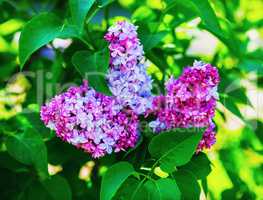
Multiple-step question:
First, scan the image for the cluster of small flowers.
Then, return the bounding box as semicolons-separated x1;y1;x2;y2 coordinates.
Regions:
40;81;139;158
41;21;220;157
104;21;153;114
149;61;220;151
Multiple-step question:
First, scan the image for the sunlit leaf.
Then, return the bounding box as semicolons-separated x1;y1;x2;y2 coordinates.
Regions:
69;0;96;33
100;162;135;200
113;177;146;200
144;178;181;200
19;13;63;69
149;128;205;173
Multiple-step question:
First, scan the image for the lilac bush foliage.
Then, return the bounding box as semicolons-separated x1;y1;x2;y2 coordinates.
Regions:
149;61;220;151
40;80;139;158
104;21;153;114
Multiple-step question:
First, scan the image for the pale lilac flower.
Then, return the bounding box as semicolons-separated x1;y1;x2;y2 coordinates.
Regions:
40;80;139;158
105;21;153;114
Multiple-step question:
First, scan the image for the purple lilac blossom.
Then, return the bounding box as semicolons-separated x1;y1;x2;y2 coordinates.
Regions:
104;21;153;114
149;61;220;152
40;80;139;158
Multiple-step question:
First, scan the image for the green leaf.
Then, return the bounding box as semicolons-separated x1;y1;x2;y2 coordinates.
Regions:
24;176;72;200
144;178;181;200
142;31;167;52
6;128;49;180
113;177;146;200
148;128;205;173
0;152;28;173
26;181;50;200
165;0;242;55
137;24;167;52
69;0;96;33
42;175;72;200
146;49;169;73
180;152;211;180
100;162;135;200
165;0;222;36
218;73;252;106
97;0;115;7
220;94;243;120
19;13;63;69
239;58;263;75
173;169;201;200
189;0;222;35
19;111;51;139
72;49;111;95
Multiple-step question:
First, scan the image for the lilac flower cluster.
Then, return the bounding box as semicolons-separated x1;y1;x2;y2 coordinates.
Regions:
104;21;153;114
149;61;220;152
41;21;220;157
40;81;139;158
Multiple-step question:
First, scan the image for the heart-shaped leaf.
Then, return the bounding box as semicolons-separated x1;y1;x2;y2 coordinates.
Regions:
144;178;181;200
149;128;205;173
42;175;72;200
179;152;211;180
100;162;135;200
6;128;49;180
69;0;96;33
173;169;201;200
19;13;63;69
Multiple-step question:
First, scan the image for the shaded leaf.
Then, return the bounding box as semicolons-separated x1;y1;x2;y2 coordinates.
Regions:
0;152;28;173
173;169;201;200
180;152;211;179
72;49;111;95
6;128;49;180
42;175;72;200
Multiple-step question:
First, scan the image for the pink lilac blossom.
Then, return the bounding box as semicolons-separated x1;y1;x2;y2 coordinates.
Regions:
40;80;139;158
149;61;220;151
104;21;153;114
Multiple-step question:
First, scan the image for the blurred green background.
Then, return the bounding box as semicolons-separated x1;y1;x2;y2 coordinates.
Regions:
0;0;262;199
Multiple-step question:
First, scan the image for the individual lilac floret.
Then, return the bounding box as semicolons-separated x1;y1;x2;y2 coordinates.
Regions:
104;21;153;114
40;80;139;158
149;61;220;151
